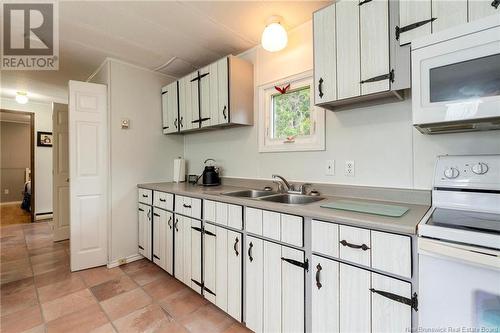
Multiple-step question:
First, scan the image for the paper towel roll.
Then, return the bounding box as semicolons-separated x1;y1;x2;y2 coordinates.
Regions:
173;158;186;183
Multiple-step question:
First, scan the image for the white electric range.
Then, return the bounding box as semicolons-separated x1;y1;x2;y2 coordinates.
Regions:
418;155;500;330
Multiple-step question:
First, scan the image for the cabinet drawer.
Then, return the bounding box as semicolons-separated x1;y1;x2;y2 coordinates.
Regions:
175;195;201;219
281;214;303;247
312;220;339;258
138;188;152;205
204;201;243;230
339;225;371;266
371;231;411;278
153;191;173;210
245;207;263;235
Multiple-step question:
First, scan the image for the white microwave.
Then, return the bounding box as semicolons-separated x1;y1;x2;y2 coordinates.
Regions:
412;15;500;134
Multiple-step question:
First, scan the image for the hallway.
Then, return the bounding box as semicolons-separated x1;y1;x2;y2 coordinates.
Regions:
0;222;249;333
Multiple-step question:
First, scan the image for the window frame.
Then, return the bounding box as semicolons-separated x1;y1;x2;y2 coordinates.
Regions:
258;70;325;153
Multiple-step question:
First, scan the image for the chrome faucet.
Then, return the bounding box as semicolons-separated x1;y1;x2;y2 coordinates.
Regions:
272;175;312;195
272;174;292;192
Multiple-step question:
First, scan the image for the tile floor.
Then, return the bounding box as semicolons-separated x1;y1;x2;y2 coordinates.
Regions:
0;222;251;333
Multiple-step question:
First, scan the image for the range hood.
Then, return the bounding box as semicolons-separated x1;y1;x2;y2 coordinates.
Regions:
414;117;500;134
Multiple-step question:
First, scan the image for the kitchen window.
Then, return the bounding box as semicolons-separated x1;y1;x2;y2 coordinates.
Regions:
259;71;325;152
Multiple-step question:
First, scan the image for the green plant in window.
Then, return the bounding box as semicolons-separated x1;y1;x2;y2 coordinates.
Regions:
272;86;311;139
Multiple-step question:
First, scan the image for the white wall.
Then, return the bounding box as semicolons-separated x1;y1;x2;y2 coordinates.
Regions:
184;21;500;190
90;59;184;263
0;97;54;214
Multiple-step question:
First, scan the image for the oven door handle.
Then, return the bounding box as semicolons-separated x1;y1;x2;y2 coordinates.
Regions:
418;238;500;271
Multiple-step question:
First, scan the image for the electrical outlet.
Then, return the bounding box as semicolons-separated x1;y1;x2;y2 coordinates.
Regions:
325;160;335;176
4;189;9;195
345;160;355;176
118;258;127;265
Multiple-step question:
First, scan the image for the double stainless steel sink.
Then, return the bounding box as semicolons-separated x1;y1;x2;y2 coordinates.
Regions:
221;189;324;205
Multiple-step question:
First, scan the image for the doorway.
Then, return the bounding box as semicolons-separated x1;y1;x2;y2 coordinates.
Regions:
0;109;35;224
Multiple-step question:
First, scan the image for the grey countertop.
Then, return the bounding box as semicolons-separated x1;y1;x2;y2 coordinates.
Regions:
137;182;430;235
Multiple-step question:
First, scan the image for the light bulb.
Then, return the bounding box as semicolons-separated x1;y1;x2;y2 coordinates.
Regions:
16;92;28;104
261;22;288;52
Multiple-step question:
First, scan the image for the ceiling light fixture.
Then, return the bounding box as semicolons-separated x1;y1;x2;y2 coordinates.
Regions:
261;16;288;52
15;92;29;104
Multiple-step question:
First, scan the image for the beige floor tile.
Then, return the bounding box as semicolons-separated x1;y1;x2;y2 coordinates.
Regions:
90;274;137;302
78;266;123;287
33;266;79;288
0;305;43;333
90;322;116;333
41;288;96;322
142;274;186;301
119;259;155;275
158;287;208;320
112;304;172;333
46;304;109;333
1;276;34;297
100;288;152;321
222;322;253;333
0;283;38;316
127;264;169;286
179;303;235;333
37;274;86;303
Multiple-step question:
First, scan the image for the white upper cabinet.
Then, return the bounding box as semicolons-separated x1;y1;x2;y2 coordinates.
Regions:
431;0;467;33
398;0;432;45
178;73;198;132
313;4;337;104
161;81;178;134
216;57;229;125
469;0;500;22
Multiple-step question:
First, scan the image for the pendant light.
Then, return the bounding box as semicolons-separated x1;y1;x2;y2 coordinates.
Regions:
15;92;29;104
261;16;288;52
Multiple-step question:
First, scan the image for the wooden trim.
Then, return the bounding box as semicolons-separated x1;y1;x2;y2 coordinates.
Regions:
0;109;35;222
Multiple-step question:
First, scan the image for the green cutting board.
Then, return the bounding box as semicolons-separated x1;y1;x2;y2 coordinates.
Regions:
320;199;409;217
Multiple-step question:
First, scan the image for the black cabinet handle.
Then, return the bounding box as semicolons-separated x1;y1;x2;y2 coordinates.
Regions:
361;69;394;84
318;78;324;98
492;0;500;9
179;117;184;128
395;18;437;40
174;218;179;232
159;198;166;202
315;263;323;289
138;208;144;212
248;242;253;262
233;237;239;256
142;194;148;198
370;288;419;311
168;216;172;229
222;106;227;120
153;213;160;217
147;210;151;220
183;204;192;208
162;126;168;130
340;239;370;251
174;118;178;129
358;0;372;5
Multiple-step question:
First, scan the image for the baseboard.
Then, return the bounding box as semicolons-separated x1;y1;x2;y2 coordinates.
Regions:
35;213;53;221
107;253;143;269
0;201;22;206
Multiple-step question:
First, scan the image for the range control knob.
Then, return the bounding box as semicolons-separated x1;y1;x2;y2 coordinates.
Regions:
444;167;459;179
471;162;488;175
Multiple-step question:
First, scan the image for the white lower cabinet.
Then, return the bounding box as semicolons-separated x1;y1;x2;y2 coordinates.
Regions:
174;215;202;294
246;237;305;333
138;203;152;260
340;264;371;333
152;208;173;274
312;255;339;333
203;224;242;321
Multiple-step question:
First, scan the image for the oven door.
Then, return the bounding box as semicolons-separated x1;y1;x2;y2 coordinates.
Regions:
412;23;500;126
418;238;500;330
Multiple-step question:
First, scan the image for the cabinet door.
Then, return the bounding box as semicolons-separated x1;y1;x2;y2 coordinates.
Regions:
245;207;263;235
227;230;242;321
216;202;228;226
312;255;339;333
281;246;305;333
165;211;174;275
432;0;467;33
190;218;202;294
178;74;198;131
204;223;217;303
204;200;216;223
340;264;371;333
399;0;431;45
217;57;229;124
161;86;170;134
138;203;151;260
227;204;242;230
281;214;303;247
313;4;337;104
336;0;360;99
174;215;184;280
469;0;499;22
215;226;228;311
360;0;390;95
262;210;280;241
161;82;178;134
200;65;214;128
371;273;412;333
245;236;263;333
152;209;165;268
263;241;282;333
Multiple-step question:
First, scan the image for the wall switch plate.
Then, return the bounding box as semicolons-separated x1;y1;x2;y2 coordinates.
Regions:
345;160;355;177
121;118;130;129
4;189;9;194
326;160;335;176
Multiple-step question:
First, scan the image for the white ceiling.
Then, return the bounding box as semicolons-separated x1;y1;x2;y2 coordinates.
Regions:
0;1;328;104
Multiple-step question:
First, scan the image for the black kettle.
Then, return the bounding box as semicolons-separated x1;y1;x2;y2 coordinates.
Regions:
199;159;220;186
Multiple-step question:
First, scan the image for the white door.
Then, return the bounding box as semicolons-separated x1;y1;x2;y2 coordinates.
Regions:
204;223;217;303
165;211;174;274
399;0;432;45
431;0;467;33
190;218;202;294
312;255;339;333
215;226;228;310
161;82;178;134
52;102;70;241
69;80;108;272
336;0;360;99
469;0;499;22
340;263;371;333
217;57;229;124
174;215;184;280
245;236;263;333
281;246;305;333
360;0;390;95
227;230;242;321
313;4;337;104
263;241;282;333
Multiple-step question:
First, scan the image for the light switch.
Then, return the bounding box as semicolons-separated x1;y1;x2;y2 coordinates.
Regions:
326;160;335;176
121;118;130;129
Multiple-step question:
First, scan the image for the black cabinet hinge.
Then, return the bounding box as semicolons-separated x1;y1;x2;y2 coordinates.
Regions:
161;90;167;95
361;69;394;84
492;0;500;9
153;213;160;217
191;226;203;233
190;72;209;82
358;0;372;5
204;229;216;237
204;286;216;296
191;117;211;124
281;257;309;272
370;289;418;311
396;18;437;40
153;254;160;260
138;245;144;250
191;279;203;288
